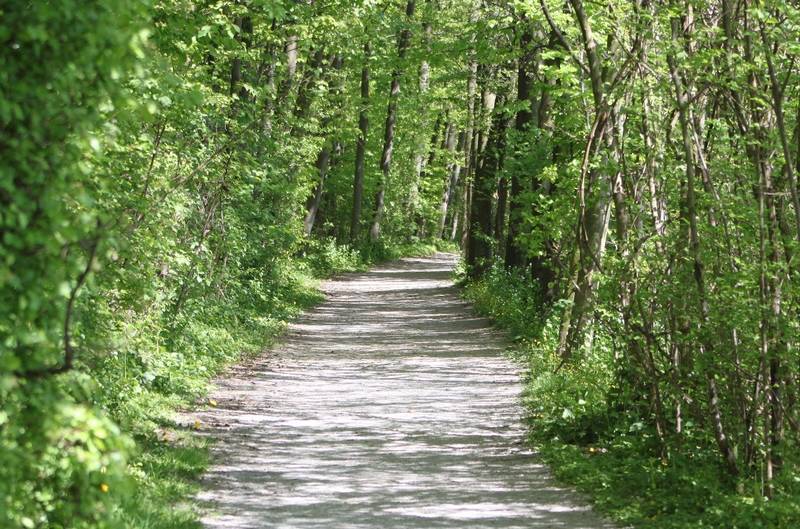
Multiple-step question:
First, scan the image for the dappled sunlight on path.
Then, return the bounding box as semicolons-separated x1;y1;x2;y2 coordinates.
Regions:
193;253;616;529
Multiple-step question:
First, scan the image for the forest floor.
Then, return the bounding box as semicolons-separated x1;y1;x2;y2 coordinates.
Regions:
187;253;617;528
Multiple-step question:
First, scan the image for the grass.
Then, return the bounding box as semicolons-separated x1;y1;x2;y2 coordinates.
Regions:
121;431;209;529
535;437;800;528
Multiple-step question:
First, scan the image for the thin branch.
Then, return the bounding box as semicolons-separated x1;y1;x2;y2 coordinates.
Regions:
16;234;101;380
538;0;590;76
176;118;261;186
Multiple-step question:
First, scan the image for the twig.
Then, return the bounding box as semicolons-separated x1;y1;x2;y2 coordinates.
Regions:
538;0;591;77
16;235;100;380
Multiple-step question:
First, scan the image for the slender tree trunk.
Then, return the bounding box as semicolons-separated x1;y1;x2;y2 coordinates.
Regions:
291;49;324;129
437;126;463;239
530;50;556;298
263;32;299;136
278;34;299;102
370;0;416;241
303;55;344;235
667;10;738;476
408;1;433;228
494;174;508;251
468;95;507;277
493;111;514;252
560;0;614;358
760;24;800;244
350;42;371;242
459;43;479;254
460;175;471;249
505;26;533;269
303;145;331;235
260;18;279;137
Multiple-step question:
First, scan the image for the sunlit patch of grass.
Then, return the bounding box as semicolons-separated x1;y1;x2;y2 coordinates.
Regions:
119;427;209;529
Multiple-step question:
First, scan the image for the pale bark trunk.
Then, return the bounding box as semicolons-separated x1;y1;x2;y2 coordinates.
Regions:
408;2;433;226
437;126;462;239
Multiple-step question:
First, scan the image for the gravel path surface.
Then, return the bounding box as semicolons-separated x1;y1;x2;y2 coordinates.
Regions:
192;253;617;528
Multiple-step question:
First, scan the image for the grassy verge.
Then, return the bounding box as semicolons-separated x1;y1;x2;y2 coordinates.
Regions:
460;263;800;529
120;238;447;528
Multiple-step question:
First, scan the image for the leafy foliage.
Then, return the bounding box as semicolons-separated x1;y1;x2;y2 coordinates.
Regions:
1;0;453;526
4;0;800;526
465;266;800;527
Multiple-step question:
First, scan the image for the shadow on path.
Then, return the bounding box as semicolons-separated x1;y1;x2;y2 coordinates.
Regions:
192;253;617;529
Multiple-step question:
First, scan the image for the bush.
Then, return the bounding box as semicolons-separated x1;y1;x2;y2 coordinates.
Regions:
463;261;800;528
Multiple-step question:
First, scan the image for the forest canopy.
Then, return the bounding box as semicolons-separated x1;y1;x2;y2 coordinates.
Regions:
2;0;800;527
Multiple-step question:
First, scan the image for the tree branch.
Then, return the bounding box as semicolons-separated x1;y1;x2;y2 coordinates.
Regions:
16;234;100;380
538;0;590;76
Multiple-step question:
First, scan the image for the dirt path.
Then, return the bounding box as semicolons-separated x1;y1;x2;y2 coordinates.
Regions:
192;253;616;528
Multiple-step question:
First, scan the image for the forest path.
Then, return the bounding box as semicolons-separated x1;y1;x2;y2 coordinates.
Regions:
193;253;616;529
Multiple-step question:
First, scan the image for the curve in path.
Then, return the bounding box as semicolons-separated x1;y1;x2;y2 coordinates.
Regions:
192;253;616;529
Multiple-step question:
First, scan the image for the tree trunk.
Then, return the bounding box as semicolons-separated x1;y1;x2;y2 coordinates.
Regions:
560;0;617;358
667;10;738;476
529;47;556;298
370;0;416;241
408;1;434;228
303;145;331;235
350;42;371;242
437;125;462;239
505;27;533;269
303;55;344;235
468;95;507;277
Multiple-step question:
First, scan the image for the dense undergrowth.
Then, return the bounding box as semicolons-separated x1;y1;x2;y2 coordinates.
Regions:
462;263;800;529
6;237;441;529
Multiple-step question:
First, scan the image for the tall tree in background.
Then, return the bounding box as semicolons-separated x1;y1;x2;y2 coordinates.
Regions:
505;23;534;270
370;0;416;241
351;42;371;241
